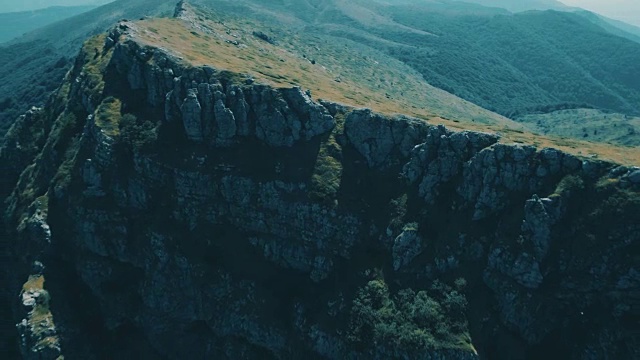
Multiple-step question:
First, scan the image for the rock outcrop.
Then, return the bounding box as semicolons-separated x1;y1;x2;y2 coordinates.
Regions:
1;19;639;360
110;35;335;148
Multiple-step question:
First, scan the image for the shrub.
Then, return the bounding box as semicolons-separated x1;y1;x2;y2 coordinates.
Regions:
554;174;585;195
348;279;471;353
119;113;157;152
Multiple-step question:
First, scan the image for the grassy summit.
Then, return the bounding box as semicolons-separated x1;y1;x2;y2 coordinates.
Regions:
118;11;640;165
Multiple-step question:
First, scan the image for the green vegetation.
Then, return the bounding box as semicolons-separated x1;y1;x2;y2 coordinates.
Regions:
20;275;60;353
348;279;472;353
95;96;121;137
309;117;344;204
380;7;640;117
0;42;69;136
50;111;82;192
119;113;157;151
0;6;97;43
553;174;585;196
0;0;175;139
81;34;111;101
518;108;640;147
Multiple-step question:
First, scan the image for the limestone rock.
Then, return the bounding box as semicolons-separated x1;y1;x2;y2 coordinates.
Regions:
627;169;640;184
459;145;583;220
521;195;559;259
281;86;335;140
344;109;430;168
488;248;543;289
392;225;423;271
403;125;499;203
181;88;203;141
227;85;250;136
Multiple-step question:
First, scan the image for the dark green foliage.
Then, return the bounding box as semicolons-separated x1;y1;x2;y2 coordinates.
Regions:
348;279;471;352
119;113;157;152
0;6;97;44
554;174;585;196
377;8;640;117
0;42;69;137
0;0;176;139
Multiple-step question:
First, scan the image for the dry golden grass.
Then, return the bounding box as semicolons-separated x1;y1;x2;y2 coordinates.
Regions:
22;274;45;292
128;18;640;166
95;97;122;137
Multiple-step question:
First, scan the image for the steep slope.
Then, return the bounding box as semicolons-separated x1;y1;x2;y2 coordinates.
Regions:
2;6;639;359
0;6;97;43
573;10;640;44
0;0;175;138
381;6;640;116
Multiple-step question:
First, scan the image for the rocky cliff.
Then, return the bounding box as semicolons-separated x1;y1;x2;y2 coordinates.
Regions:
1;18;639;360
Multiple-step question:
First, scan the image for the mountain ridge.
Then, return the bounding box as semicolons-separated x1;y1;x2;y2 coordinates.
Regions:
2;0;640;147
1;5;639;357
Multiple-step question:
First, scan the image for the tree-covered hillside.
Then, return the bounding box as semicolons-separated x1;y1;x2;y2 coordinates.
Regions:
193;0;640;118
376;6;640;116
0;6;97;43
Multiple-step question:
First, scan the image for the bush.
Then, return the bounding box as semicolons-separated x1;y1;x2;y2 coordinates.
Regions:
119;114;157;152
348;279;471;353
554;174;585;196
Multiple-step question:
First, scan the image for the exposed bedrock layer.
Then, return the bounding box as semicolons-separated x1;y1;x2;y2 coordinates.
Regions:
1;24;638;360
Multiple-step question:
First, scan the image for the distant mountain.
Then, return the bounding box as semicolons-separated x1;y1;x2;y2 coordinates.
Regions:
458;1;640;44
453;0;570;12
574;10;640;44
0;0;113;13
376;6;640;116
0;6;97;43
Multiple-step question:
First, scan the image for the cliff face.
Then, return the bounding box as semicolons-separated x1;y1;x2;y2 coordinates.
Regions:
2;21;639;360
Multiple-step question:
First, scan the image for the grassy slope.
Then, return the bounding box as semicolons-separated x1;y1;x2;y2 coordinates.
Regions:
518;109;640;147
0;6;96;43
132;14;640;166
1;0;639;156
197;0;640;118
141;6;513;127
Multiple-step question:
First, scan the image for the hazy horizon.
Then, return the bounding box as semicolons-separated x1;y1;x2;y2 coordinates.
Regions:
0;0;113;13
561;0;640;26
0;0;638;27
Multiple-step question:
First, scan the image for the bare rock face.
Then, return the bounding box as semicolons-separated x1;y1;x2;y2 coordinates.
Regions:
111;39;336;148
403;125;500;204
521;195;560;260
459;145;582;220
344;109;431;168
2;21;639;360
488;248;543;289
392;225;423;271
180;88;203;141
